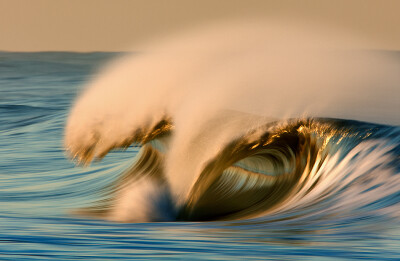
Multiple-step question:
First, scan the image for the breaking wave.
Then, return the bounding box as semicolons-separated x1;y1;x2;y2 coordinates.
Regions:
64;20;400;224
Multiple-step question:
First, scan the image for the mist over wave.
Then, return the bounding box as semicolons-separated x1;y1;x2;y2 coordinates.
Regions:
64;20;400;223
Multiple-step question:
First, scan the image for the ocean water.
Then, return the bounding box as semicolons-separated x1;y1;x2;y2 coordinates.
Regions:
1;51;400;261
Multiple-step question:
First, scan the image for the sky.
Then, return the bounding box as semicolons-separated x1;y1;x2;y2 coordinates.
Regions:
1;0;400;52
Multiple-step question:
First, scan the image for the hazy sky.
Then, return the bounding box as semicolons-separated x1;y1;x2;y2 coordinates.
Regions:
1;0;400;51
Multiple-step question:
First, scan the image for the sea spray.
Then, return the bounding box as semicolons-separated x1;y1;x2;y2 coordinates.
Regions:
65;20;400;222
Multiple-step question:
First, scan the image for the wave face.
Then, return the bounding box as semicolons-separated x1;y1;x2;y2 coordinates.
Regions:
72;116;400;224
65;21;400;224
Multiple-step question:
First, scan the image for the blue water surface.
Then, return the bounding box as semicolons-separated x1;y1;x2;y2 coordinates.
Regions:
0;52;399;260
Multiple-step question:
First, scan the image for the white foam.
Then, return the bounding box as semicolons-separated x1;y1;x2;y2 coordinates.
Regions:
65;19;400;211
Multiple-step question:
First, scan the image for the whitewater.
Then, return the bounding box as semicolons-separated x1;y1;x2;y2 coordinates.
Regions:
65;20;400;223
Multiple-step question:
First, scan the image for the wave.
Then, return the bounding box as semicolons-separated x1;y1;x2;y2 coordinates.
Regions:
70;116;400;223
64;20;400;223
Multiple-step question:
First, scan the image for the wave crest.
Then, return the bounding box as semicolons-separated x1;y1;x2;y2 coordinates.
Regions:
65;20;400;223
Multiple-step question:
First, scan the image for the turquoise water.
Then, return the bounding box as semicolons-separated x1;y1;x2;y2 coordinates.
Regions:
1;52;400;260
